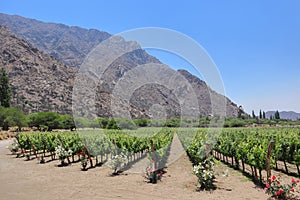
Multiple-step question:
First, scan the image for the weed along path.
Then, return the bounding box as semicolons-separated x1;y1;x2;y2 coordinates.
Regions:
0;139;270;200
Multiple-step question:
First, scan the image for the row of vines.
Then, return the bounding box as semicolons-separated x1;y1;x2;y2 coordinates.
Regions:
178;128;300;182
9;128;174;175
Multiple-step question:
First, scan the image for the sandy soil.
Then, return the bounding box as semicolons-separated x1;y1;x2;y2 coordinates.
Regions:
0;139;274;200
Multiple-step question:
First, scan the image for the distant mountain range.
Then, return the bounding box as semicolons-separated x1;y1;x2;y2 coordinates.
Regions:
266;111;300;121
0;13;240;118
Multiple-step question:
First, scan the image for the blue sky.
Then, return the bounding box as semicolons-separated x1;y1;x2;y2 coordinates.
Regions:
1;0;300;114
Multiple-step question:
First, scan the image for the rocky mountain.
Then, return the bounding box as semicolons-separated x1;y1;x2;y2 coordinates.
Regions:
177;69;239;117
0;13;240;118
266;111;300;121
0;25;76;113
0;13;111;68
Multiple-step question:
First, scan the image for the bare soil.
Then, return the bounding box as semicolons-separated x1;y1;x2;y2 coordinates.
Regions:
0;139;276;200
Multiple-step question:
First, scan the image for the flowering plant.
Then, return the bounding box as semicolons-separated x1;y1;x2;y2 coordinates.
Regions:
107;153;127;174
193;158;215;190
78;147;89;170
145;160;163;184
7;139;19;154
37;154;45;164
264;175;299;199
55;145;72;165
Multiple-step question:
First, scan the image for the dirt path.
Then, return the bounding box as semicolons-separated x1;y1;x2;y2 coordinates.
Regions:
0;139;271;200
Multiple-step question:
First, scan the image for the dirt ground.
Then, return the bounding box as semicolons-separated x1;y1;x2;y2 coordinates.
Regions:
0;139;277;200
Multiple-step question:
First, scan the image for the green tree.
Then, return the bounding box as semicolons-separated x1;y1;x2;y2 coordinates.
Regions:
60;114;76;131
98;117;110;129
238;106;244;119
106;118;119;129
164;118;181;127
262;111;266;119
274;110;280;120
0;68;11;107
0;107;27;131
252;110;256;118
133;118;150;127
259;110;262;119
28;112;60;131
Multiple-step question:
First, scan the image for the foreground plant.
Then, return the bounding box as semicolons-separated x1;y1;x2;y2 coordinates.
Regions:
264;175;299;199
7;139;19;154
193;158;215;190
107;153;127;175
78;147;89;170
37;154;45;164
145;160;163;184
55;145;72;166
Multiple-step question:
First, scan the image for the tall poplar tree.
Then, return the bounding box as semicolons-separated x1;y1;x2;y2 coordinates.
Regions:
0;68;11;107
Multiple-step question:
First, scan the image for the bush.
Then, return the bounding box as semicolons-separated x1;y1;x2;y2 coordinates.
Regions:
98;117;110;129
164;118;181;127
134;118;150;127
106;118;119;129
27;112;60;131
59;114;76;130
224;118;247;127
0;106;27;131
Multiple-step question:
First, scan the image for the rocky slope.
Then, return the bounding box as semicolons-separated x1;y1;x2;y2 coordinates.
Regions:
0;13;240;118
0;13;111;68
0;25;76;113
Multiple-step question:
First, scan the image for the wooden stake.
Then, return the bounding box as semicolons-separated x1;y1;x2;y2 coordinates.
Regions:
266;140;275;180
205;142;210;160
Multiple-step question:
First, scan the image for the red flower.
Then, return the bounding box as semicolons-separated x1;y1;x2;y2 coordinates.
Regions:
292;178;296;183
78;152;85;157
291;187;295;192
297;179;300;183
32;145;35;149
266;183;270;188
272;175;277;181
82;147;87;151
277;181;280;184
276;189;283;196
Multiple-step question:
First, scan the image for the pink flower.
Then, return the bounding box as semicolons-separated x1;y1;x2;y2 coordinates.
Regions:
272;175;277;181
291;187;295;192
266;183;270;188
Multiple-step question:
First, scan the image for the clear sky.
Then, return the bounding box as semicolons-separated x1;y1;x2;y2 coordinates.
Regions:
1;0;300;114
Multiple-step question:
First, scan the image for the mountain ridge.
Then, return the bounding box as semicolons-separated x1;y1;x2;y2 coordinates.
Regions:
0;13;240;118
266;111;300;121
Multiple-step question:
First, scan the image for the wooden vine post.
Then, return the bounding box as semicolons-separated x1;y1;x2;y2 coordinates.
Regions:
15;134;24;156
83;138;93;168
150;140;156;170
266;140;275;181
205;142;211;161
